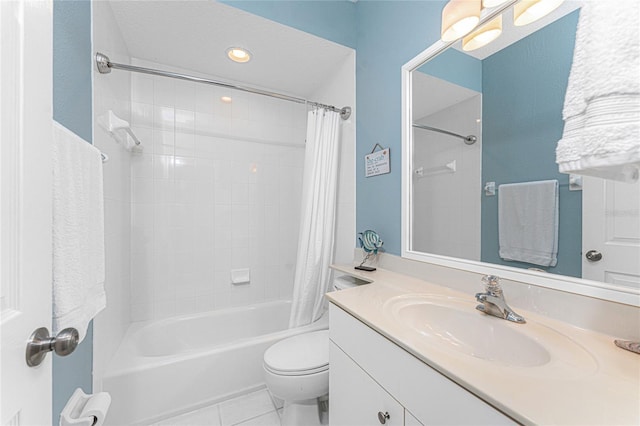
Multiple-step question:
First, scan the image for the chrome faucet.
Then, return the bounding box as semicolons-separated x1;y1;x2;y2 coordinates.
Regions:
475;275;525;324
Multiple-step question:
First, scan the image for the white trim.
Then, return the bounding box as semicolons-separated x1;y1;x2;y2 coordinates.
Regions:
401;0;640;308
402;250;640;307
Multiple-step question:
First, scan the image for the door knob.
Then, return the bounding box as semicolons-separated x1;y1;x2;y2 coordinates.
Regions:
25;327;79;367
377;411;390;424
585;250;603;262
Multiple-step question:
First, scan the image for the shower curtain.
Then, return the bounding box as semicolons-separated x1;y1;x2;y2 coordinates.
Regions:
289;108;341;327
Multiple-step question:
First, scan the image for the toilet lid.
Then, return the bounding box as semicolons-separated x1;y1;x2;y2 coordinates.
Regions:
264;330;329;376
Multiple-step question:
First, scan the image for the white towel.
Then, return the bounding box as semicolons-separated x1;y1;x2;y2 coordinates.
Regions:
498;180;559;267
556;1;640;182
52;121;106;342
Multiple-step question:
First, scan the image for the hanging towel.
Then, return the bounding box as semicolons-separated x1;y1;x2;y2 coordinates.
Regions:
556;1;640;182
52;121;106;342
498;180;559;267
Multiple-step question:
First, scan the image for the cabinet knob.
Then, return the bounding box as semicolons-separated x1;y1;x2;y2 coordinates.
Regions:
377;411;390;424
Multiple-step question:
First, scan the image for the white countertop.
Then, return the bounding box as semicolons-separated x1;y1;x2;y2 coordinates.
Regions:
326;264;640;425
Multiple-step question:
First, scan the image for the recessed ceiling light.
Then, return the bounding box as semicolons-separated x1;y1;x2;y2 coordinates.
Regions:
226;47;251;63
221;96;233;103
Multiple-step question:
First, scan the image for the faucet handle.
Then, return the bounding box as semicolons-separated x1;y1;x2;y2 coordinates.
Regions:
481;275;502;294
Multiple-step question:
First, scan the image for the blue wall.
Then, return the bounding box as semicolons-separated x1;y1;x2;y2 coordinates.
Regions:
418;49;482;93
53;0;93;141
52;0;93;423
221;0;357;49
481;11;581;277
219;1;447;255
354;1;446;255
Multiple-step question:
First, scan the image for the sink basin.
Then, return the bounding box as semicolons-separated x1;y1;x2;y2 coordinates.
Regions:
384;295;550;367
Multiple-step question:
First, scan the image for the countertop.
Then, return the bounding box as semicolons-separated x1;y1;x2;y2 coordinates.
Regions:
326;264;640;425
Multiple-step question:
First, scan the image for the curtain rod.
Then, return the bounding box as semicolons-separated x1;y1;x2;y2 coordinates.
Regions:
412;123;477;145
96;53;351;120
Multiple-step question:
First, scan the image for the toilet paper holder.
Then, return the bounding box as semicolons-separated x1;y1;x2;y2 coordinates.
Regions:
60;388;111;426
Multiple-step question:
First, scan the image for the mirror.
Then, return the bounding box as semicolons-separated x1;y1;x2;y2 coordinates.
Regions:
402;1;640;305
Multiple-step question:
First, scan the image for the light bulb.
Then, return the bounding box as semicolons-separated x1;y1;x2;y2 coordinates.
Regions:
462;15;503;51
514;0;564;26
441;0;482;42
226;47;252;63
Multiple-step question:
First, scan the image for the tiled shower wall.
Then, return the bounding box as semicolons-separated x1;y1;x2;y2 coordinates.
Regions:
92;2;132;389
413;94;482;261
129;59;307;321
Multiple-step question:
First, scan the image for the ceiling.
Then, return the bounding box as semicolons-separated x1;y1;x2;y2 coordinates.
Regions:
107;1;353;98
413;72;480;121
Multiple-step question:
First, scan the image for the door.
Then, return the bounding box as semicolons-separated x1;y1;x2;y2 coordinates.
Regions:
330;342;404;426
1;0;53;424
582;176;640;294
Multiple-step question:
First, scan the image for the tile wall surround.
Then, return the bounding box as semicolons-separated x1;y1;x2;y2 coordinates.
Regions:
129;58;308;322
413;95;482;261
92;2;132;391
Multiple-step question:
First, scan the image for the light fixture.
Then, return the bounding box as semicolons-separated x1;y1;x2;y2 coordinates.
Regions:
226;47;251;63
441;0;482;42
482;0;510;7
462;15;503;51
514;0;564;26
220;96;233;103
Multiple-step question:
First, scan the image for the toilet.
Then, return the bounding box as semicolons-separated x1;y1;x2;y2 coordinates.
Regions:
264;330;329;425
263;275;360;426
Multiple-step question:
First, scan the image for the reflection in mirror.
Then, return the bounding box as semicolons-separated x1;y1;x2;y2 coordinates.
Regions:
412;71;482;262
404;1;640;304
412;6;581;276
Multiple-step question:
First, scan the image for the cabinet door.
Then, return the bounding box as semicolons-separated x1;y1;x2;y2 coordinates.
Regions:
405;410;424;426
330;342;403;426
330;304;516;425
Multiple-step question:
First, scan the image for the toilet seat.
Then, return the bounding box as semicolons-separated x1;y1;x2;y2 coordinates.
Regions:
263;330;329;376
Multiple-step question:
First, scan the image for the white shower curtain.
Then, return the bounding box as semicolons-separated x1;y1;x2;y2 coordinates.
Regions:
289;108;341;328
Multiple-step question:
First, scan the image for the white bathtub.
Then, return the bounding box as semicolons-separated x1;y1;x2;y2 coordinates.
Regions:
103;300;328;425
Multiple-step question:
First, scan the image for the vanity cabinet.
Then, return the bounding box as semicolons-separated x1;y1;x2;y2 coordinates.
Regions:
330;342;407;426
329;304;516;426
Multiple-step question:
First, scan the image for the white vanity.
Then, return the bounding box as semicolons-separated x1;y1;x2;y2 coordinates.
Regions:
329;303;513;425
327;264;640;426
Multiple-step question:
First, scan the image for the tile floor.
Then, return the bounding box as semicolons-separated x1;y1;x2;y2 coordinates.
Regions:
153;389;282;426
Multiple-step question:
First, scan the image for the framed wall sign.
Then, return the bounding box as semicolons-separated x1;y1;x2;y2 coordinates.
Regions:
365;143;390;177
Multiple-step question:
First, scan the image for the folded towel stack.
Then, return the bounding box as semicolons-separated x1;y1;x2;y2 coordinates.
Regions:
556;1;640;182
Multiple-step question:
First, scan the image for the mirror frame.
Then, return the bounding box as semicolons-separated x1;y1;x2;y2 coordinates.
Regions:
401;0;639;307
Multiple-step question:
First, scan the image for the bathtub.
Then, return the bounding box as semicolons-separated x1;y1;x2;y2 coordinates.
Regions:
103;300;328;425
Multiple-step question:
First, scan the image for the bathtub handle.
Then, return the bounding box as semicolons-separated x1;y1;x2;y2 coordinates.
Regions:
25;327;79;367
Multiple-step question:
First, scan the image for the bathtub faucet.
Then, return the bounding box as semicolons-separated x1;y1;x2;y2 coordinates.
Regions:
475;275;525;324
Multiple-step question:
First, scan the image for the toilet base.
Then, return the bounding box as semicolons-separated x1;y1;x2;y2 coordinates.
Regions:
281;397;328;426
